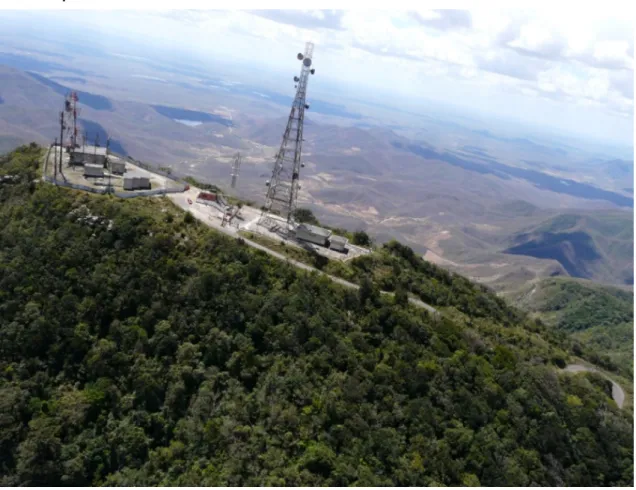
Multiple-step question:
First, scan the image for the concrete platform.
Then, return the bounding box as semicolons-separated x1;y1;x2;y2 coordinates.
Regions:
46;146;179;192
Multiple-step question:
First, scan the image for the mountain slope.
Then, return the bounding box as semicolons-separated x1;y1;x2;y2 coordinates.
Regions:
503;212;633;285
0;145;632;487
510;277;634;377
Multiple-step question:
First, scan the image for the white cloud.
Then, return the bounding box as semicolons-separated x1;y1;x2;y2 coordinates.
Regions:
507;22;567;59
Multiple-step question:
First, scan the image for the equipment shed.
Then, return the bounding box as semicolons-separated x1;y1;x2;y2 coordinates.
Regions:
329;235;348;253
84;163;104;178
110;161;126;174
295;223;332;247
71;146;108;166
123;176;150;190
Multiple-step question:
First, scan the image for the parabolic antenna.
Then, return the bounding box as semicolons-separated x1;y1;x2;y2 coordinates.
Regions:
297;53;304;60
303;58;312;67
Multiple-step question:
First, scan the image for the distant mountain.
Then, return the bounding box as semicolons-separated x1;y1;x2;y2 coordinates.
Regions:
505;230;601;279
503;212;633;285
393;141;633;208
471;129;568;157
599;158;634;181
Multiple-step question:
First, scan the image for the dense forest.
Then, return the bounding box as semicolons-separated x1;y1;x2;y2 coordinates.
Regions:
0;145;633;486
514;277;634;378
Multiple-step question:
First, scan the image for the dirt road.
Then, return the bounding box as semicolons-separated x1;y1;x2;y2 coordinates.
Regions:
564;364;626;409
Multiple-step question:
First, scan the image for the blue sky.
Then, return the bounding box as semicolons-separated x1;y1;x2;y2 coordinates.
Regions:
2;9;634;147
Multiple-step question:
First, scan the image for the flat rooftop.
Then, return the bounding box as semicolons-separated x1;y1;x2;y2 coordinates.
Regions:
73;146;108;156
330;235;348;245
296;223;332;238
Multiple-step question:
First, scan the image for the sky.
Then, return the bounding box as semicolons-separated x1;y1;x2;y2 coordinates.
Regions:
1;8;634;147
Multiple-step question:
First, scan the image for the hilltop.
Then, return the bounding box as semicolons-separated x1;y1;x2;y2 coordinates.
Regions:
0;65;632;295
0;144;632;486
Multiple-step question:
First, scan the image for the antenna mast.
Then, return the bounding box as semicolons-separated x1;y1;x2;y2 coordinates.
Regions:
231;152;241;189
260;41;316;229
63;91;79;150
106;137;112;193
58;111;65;177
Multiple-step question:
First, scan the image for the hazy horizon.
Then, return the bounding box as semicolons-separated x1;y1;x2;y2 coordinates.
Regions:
0;8;633;152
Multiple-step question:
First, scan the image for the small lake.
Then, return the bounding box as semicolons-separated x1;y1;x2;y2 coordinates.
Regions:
174;119;203;127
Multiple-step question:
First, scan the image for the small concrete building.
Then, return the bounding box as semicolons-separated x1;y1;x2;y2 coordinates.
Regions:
71;146;108;166
84;163;104;178
110;161;126;174
295;223;332;247
123;176;150;190
329;235;348;253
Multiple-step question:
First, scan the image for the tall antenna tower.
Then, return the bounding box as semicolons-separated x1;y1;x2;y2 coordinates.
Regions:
260;42;316;228
231;152;241;189
63;91;79;150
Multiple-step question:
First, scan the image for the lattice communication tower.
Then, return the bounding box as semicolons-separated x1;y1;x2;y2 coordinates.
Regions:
63;91;80;151
260;42;316;228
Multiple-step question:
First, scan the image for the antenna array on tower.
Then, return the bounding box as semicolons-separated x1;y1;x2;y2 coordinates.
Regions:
63;91;80;150
260;41;316;229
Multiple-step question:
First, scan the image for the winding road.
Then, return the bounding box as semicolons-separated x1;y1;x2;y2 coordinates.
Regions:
564;364;626;409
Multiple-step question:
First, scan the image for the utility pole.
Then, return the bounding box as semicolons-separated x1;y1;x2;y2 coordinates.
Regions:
259;42;316;230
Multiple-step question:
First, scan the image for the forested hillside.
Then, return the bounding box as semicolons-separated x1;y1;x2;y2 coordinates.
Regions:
511;277;634;378
0;145;633;486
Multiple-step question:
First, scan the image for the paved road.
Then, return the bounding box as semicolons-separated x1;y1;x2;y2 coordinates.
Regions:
564;364;626;409
168;190;440;317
